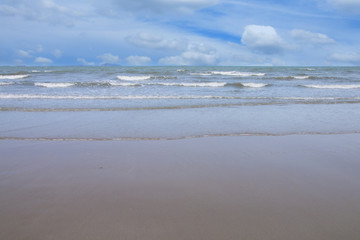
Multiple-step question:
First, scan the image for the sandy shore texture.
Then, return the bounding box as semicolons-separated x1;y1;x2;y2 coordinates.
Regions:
1;134;360;240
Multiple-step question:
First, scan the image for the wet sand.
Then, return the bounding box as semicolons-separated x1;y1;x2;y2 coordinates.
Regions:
1;134;360;240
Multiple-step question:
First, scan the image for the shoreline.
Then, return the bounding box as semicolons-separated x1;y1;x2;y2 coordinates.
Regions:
1;134;360;240
1;131;360;141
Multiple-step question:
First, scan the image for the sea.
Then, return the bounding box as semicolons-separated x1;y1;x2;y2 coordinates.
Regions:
1;66;360;140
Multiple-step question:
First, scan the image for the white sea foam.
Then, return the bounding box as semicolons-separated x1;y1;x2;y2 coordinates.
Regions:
277;97;343;100
107;81;141;87
241;83;268;88
303;84;360;89
35;82;75;88
117;75;151;81
0;74;29;80
293;76;309;79
154;82;226;87
0;94;235;100
211;71;266;77
0;82;14;86
1;94;359;101
305;68;315;71
31;70;41;73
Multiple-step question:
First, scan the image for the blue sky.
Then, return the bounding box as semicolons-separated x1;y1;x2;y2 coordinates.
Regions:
1;0;360;66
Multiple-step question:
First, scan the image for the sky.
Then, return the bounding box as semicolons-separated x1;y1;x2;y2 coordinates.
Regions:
1;0;360;66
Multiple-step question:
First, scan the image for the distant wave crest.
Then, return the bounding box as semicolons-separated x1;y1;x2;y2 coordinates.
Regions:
0;94;232;100
302;84;360;89
211;71;266;77
191;71;265;77
154;82;226;87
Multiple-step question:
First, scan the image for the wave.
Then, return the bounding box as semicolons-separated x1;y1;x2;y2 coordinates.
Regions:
31;70;53;73
229;83;269;88
210;71;266;77
0;74;29;80
0;94;236;100
302;84;360;89
273;76;311;80
117;75;151;81
34;83;75;88
3;94;353;101
191;71;265;77
33;81;142;88
0;82;14;86
241;83;268;88
153;82;226;87
293;76;309;79
106;81;141;87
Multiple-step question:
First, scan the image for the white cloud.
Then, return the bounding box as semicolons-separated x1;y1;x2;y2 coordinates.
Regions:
330;52;360;64
52;49;62;58
0;0;85;26
159;43;218;65
35;57;53;64
77;58;95;66
159;52;218;65
327;0;360;14
290;29;335;44
241;25;285;54
97;53;120;64
16;49;33;58
126;33;186;50
126;56;152;65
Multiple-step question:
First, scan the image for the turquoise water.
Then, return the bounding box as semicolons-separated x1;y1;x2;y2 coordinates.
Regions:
1;66;360;139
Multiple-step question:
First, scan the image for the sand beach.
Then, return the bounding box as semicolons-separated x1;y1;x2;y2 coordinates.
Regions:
1;134;360;240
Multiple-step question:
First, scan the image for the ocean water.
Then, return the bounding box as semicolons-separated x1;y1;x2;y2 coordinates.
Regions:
1;66;360;140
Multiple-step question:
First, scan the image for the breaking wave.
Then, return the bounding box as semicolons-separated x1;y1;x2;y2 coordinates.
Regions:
106;81;141;87
0;74;29;80
293;76;309;79
0;82;14;86
229;83;269;88
34;83;75;88
117;75;152;81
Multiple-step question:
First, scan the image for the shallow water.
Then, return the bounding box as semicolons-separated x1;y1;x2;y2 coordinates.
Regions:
1;66;360;139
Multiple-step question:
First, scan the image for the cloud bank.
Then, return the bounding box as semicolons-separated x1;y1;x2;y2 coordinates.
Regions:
241;25;285;54
1;0;359;66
